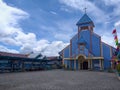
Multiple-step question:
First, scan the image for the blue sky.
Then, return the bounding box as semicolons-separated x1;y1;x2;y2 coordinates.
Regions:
0;0;120;56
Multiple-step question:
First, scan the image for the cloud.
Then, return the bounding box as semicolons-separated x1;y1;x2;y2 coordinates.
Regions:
102;0;120;16
34;40;69;56
19;36;69;56
101;0;120;26
114;21;120;27
102;0;120;6
0;0;39;54
60;5;73;13
59;0;120;47
54;33;71;41
101;33;115;46
39;18;77;41
0;0;69;56
20;39;69;56
0;0;29;46
0;45;19;53
54;20;76;41
43;41;68;56
50;11;57;15
59;0;108;23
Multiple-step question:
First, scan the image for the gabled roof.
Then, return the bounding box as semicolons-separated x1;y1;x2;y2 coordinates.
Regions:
76;14;94;26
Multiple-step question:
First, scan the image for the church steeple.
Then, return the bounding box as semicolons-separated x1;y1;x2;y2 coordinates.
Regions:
76;13;94;32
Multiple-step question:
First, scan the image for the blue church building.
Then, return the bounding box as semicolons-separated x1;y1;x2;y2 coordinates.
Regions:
59;13;116;70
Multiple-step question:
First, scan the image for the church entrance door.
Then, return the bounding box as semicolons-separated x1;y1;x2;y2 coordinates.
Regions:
78;55;88;70
83;61;88;70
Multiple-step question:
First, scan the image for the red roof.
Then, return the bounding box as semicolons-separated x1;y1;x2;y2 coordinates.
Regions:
0;51;27;58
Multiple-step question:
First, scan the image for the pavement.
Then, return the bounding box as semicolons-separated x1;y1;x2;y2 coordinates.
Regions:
0;70;120;90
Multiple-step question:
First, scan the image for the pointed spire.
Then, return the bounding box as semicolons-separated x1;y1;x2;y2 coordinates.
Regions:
76;13;94;29
76;14;94;26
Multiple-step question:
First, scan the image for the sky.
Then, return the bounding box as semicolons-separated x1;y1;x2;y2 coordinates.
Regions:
0;0;120;56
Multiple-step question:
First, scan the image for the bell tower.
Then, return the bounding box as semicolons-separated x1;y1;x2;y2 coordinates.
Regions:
76;12;94;55
76;13;95;32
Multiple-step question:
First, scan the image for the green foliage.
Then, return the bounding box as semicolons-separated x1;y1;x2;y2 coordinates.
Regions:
117;54;120;59
116;63;120;73
62;64;66;69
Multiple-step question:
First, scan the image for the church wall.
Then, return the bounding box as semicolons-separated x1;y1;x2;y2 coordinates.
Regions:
67;60;70;69
59;13;117;71
64;60;74;70
71;34;78;57
102;43;111;69
71;60;74;70
76;60;78;70
92;33;101;56
63;45;70;58
63;45;70;68
84;48;89;57
63;60;71;69
79;30;90;50
64;60;68;68
92;60;100;70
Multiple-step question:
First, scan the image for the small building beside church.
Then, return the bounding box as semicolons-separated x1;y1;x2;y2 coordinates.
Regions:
59;13;116;70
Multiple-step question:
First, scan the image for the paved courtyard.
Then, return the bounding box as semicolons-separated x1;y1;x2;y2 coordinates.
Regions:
0;70;120;90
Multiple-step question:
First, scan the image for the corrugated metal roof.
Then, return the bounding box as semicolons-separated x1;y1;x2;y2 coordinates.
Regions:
28;53;43;59
0;51;27;58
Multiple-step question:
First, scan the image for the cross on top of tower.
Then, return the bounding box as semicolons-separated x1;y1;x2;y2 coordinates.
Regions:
84;7;87;14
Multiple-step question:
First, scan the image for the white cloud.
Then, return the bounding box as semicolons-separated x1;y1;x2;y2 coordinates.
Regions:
101;0;120;43
102;0;120;6
0;0;68;56
28;40;69;57
114;21;120;27
38;41;69;56
101;33;115;46
59;0;107;23
40;18;77;41
0;45;19;53
102;0;120;16
32;40;69;56
54;33;71;41
19;38;69;56
50;11;57;15
59;0;120;47
100;29;120;48
53;19;77;41
0;0;29;46
60;6;72;13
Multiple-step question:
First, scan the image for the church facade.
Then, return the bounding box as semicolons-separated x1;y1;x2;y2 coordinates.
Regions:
59;13;116;70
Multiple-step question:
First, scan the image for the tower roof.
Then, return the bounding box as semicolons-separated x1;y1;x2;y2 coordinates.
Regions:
76;14;94;27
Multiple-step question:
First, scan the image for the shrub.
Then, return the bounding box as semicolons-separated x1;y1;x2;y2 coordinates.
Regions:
116;63;120;73
62;64;66;69
107;67;114;73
